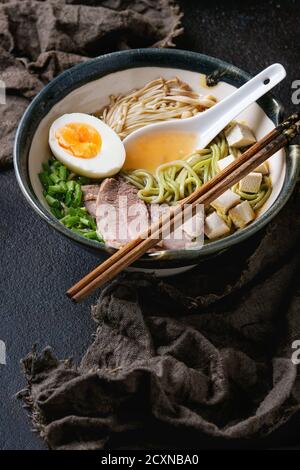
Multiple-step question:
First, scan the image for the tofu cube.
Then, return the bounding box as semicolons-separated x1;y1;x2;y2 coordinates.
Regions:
229;201;255;228
254;161;269;174
225;123;256;148
239;172;262;193
183;212;204;239
217;154;235;172
204;212;230;239
211;190;240;214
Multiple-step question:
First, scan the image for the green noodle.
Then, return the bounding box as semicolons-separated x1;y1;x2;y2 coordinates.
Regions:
122;134;229;204
121;131;273;231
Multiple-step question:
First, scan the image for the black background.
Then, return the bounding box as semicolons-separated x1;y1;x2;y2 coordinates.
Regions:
0;0;299;450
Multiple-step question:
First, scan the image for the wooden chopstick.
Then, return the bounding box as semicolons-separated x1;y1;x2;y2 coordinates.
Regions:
67;114;300;302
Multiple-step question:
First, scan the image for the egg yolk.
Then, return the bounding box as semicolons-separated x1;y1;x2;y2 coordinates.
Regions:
55;122;102;159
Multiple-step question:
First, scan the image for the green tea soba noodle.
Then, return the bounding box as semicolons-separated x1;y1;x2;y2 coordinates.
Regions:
122;133;272;208
122;134;228;204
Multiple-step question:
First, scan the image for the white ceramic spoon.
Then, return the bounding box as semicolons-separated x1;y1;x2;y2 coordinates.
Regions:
123;64;286;151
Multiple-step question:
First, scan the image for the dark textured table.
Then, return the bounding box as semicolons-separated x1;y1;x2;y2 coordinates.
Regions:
1;0;299;450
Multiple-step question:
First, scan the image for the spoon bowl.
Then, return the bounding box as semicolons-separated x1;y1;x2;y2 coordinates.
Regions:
124;64;286;155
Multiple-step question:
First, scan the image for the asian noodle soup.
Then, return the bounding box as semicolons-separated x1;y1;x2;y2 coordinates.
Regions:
40;76;272;247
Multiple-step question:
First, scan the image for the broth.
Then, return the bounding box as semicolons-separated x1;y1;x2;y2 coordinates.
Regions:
124;132;198;173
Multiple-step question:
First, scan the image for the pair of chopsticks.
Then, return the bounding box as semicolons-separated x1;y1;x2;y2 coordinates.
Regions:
67;112;300;302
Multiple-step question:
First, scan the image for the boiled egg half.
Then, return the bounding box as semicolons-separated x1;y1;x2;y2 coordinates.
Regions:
49;113;125;178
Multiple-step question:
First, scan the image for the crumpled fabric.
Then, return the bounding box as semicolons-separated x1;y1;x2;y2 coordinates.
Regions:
0;0;183;169
18;185;300;450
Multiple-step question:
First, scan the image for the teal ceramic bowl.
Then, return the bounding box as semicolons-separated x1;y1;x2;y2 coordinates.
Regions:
14;49;300;272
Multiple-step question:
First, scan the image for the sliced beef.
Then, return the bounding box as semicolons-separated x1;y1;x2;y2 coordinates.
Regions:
96;178;149;248
95;177;203;250
81;185;100;218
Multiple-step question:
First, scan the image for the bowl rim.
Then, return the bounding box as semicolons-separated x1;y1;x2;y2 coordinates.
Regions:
13;48;300;268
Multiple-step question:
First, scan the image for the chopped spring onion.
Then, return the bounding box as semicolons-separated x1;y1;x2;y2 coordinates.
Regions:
39;157;103;242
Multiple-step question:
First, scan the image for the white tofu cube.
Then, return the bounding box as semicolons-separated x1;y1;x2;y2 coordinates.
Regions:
204;212;230;239
211;190;240;214
217;154;235;172
239;172;262;193
225;123;256;148
183;212;204;239
229;201;255;228
254;161;269;174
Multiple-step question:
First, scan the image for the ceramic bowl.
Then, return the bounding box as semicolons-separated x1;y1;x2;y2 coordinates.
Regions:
14;49;300;273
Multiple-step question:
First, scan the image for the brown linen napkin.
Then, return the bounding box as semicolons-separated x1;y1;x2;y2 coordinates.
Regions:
0;0;183;169
18;185;300;450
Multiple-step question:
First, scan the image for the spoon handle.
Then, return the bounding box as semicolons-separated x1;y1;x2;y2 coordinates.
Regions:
199;63;286;145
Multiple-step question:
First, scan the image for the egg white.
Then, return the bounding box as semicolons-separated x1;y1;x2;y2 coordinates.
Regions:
48;113;125;178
